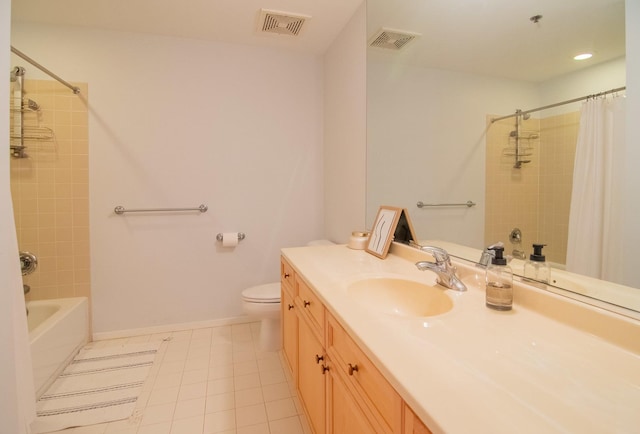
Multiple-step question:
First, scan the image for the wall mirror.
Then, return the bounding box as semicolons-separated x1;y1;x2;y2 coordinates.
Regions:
365;0;639;313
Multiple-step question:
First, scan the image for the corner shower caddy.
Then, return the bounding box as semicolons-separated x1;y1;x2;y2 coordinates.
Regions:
10;67;54;158
9;47;80;159
501;110;539;169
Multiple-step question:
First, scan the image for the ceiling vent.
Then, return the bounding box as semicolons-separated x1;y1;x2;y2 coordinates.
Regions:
369;28;421;50
258;9;310;37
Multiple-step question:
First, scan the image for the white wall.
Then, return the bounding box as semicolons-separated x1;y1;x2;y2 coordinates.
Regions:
323;2;367;243
622;0;640;288
537;57;626;116
366;63;539;248
11;23;325;333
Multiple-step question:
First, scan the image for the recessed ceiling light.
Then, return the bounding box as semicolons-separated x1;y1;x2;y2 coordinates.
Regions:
574;53;593;61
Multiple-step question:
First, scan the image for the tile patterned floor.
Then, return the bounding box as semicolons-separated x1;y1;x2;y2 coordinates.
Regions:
44;323;310;434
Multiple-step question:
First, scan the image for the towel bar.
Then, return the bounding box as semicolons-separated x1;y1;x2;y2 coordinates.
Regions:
416;201;476;208
114;204;208;215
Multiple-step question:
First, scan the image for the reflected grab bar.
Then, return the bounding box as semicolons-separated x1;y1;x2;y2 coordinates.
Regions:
417;201;476;208
114;204;208;215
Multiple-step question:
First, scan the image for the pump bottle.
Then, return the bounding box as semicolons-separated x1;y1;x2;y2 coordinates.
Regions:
524;243;550;283
485;246;513;311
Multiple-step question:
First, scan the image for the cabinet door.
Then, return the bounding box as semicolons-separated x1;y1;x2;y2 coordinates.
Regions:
281;289;297;379
326;314;402;433
298;316;326;434
404;404;432;434
281;257;295;295
327;364;376;434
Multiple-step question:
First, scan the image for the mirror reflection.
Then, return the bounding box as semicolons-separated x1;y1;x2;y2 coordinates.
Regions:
366;0;639;312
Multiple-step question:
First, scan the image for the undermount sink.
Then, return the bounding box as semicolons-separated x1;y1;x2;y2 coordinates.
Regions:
348;278;454;317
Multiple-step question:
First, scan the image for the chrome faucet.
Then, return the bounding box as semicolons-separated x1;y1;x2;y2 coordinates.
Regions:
415;246;467;292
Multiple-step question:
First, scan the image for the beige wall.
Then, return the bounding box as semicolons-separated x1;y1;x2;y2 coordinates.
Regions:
10;79;90;302
485;112;579;264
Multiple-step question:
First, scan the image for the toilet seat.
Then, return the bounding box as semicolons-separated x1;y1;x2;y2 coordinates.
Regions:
242;283;281;303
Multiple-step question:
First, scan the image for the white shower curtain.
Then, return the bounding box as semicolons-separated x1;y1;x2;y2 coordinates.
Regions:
566;96;626;281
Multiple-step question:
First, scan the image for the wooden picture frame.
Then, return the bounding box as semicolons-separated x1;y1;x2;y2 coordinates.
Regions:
366;206;418;259
366;206;402;259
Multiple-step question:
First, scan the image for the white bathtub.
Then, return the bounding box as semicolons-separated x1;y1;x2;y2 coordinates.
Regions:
27;297;89;399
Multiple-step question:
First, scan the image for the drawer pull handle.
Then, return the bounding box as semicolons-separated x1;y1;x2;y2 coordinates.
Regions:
321;365;329;374
303;300;311;307
315;354;324;364
348;363;359;375
287;304;294;310
284;273;290;279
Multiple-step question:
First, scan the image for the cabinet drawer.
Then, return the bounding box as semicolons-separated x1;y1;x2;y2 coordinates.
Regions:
327;314;402;434
297;276;324;337
281;257;295;297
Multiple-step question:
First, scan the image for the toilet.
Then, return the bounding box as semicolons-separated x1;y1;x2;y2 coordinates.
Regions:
241;239;334;351
241;283;282;351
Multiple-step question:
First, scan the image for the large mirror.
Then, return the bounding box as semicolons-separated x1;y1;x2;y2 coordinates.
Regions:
366;0;639;313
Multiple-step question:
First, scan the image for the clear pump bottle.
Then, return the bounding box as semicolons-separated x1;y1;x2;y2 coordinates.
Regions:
485;246;513;311
524;243;550;283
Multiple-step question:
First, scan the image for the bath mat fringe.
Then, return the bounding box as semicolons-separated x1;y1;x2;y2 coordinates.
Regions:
31;342;161;434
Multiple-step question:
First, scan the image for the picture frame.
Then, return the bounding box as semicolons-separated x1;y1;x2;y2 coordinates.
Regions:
366;206;402;259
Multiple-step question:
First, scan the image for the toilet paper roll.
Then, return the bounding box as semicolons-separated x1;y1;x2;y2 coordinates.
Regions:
222;232;239;247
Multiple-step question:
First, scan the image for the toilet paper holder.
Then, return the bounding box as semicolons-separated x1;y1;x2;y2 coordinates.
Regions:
216;232;246;242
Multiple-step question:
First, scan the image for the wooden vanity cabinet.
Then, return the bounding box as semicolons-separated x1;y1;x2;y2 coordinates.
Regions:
280;256;432;434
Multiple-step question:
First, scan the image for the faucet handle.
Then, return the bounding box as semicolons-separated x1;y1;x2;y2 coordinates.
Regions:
420;246;450;264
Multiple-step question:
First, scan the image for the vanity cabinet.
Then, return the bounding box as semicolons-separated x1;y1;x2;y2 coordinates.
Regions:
280;256;431;434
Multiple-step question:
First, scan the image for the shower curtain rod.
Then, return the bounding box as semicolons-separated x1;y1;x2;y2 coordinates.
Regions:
491;86;626;123
10;46;81;94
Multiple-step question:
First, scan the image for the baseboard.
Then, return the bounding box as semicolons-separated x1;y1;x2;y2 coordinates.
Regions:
92;315;255;341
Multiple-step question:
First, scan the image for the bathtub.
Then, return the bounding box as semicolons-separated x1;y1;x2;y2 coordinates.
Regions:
27;297;89;399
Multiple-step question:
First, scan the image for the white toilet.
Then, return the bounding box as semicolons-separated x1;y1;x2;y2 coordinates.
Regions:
241;240;334;351
241;283;282;351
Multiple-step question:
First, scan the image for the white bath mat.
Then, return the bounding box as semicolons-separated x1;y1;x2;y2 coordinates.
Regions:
31;342;161;433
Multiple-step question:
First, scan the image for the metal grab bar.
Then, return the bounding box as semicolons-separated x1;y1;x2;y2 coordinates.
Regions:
114;204;208;215
417;201;476;208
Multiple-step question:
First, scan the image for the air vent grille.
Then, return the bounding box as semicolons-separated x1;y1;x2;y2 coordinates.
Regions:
369;28;420;50
259;9;310;37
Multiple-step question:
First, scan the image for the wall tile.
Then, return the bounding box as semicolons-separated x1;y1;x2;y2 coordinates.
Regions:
9;79;91;300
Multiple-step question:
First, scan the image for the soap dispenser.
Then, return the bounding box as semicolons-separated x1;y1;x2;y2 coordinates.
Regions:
485;246;513;311
524;243;550;283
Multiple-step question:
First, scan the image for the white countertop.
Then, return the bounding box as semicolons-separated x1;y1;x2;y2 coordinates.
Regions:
282;244;640;434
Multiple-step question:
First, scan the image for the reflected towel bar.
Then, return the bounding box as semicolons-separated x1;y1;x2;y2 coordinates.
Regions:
417;201;476;208
114;204;208;215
